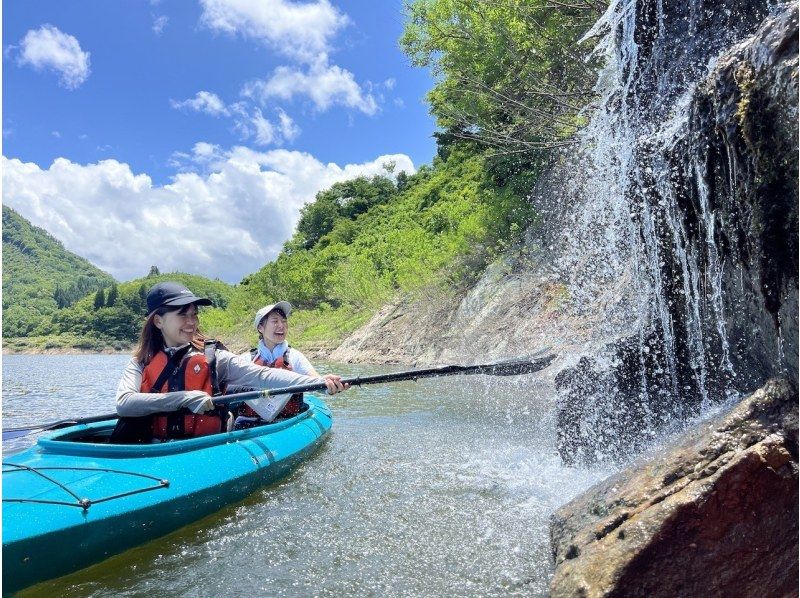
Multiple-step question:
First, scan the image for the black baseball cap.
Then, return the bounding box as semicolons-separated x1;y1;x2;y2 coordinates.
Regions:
146;281;212;314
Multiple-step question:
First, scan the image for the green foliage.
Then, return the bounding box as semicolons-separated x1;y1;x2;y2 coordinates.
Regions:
401;0;603;159
295;174;400;250
3;212;238;347
46;273;237;345
106;283;119;307
295;193;340;249
2;206;115;337
93;288;106;310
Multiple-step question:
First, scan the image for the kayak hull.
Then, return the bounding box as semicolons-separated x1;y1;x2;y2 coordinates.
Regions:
2;395;332;594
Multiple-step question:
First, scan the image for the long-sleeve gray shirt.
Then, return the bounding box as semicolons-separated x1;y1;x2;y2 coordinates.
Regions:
116;349;321;417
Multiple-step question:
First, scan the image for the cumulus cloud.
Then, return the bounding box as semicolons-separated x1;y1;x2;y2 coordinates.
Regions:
193;1;381;126
16;25;91;89
199;0;348;63
2;150;415;282
170;91;229;116
243;60;378;115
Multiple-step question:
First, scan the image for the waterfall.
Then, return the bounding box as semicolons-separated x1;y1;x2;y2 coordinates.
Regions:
555;0;792;463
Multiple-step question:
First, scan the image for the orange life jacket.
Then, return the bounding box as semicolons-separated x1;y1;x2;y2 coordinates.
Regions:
143;345;226;439
239;347;304;419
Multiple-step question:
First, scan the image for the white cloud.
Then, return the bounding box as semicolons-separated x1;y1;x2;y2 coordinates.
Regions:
171;91;229;117
250;109;276;145
51;131;61;138
171;94;300;146
192;141;223;162
199;0;348;63
276;109;300;142
243;60;378;115
2;150;415;282
153;15;169;35
228;105;300;146
17;25;91;89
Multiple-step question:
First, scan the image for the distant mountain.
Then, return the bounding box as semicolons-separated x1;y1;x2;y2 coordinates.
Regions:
2;205;115;337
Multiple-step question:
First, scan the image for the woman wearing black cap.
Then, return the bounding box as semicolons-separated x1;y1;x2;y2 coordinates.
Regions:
111;281;347;443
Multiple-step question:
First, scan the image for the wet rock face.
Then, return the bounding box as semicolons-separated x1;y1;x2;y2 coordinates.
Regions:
685;4;799;385
550;378;799;598
555;2;798;464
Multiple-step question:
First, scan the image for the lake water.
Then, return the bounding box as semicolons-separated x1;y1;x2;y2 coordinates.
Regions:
3;354;610;597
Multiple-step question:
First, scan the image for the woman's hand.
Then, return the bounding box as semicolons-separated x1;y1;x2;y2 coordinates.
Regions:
321;374;350;395
185;390;215;413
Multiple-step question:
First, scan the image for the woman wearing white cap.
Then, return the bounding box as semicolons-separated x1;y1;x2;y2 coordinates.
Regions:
112;282;346;443
235;301;333;427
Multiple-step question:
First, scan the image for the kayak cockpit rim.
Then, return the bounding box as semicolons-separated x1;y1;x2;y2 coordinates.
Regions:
32;395;332;458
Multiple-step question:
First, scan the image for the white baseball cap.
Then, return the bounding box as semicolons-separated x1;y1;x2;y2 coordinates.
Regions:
253;301;293;329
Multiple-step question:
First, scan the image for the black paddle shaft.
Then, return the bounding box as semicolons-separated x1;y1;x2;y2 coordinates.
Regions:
3;354;554;437
212;353;556;406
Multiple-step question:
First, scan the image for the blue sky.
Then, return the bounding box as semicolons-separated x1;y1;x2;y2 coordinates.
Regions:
2;0;438;282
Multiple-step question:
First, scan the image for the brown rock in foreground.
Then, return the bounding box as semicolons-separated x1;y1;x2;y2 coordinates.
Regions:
550;378;799;598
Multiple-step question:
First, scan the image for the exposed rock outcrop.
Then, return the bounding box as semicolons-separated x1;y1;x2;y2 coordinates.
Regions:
549;378;798;598
328;156;602;368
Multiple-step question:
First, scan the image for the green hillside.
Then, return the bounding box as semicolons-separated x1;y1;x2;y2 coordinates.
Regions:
3;206;115;337
202;148;535;351
2;207;237;352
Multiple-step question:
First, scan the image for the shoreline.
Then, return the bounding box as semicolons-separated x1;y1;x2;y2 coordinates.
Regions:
2;346;133;356
2;344;416;365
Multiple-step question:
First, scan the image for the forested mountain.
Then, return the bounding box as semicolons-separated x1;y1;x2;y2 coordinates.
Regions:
3;206;115;337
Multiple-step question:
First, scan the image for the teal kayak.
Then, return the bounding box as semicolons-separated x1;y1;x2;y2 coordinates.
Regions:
2;395;332;594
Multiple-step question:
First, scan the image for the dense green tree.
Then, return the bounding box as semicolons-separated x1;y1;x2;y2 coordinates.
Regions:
53;285;69;309
93;288;106;310
295;194;341;250
106;283;119;307
137;284;148;310
401;0;603;158
336;176;397;220
295;175;398;250
148;265;160;277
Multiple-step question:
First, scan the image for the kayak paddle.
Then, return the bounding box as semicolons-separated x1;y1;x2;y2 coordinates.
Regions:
2;353;554;440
